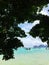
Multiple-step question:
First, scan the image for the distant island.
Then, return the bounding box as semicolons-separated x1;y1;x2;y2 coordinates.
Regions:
24;44;47;50
33;45;47;48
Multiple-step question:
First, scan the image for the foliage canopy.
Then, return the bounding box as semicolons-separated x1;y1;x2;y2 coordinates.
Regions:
0;0;49;60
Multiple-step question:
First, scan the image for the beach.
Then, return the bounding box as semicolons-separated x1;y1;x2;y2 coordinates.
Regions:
0;48;49;65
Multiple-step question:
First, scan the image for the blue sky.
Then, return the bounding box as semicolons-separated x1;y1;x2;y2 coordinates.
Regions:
18;4;49;48
18;20;39;32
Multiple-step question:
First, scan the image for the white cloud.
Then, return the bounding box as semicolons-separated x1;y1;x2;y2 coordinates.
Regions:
18;20;47;48
18;34;47;48
39;4;49;16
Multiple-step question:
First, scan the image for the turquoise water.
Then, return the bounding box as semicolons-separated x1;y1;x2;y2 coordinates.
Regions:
0;47;49;60
14;47;49;55
0;47;49;65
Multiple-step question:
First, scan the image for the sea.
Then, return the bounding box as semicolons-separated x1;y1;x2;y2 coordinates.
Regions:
14;47;49;55
0;47;49;65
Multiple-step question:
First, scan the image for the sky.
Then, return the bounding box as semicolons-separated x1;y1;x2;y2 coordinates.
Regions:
18;4;49;48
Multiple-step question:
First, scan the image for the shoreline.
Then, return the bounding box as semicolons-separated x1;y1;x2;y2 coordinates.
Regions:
0;48;49;65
